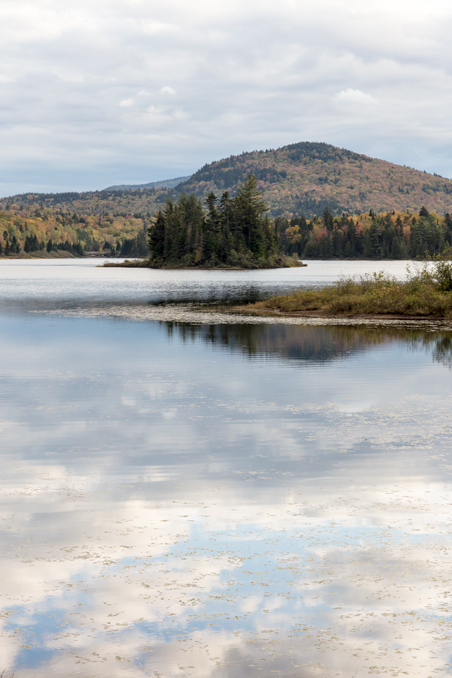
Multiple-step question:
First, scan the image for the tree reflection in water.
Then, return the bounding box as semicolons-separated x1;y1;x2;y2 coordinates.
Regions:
165;321;452;367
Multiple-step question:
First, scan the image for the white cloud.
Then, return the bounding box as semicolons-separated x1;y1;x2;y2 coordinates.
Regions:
334;88;379;106
1;0;452;193
160;85;176;96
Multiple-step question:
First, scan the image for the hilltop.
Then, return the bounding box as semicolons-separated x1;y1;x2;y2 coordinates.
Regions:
2;142;452;218
176;142;452;216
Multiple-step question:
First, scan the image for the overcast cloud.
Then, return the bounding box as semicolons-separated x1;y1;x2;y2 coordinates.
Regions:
1;0;452;195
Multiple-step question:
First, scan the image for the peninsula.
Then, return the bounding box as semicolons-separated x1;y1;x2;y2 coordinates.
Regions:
232;258;452;319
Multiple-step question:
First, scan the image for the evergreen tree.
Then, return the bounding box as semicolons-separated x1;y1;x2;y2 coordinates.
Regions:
146;175;281;268
148;210;166;260
323;207;334;232
234;175;268;258
203;192;219;263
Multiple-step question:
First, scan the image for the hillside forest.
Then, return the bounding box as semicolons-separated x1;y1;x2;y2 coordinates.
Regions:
1;185;452;262
176;142;452;217
278;206;452;259
0;206;149;258
2;142;452;220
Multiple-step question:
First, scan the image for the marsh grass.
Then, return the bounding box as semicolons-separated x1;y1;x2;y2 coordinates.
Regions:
250;259;452;318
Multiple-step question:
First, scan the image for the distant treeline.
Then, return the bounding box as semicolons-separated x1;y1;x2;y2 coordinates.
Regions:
147;176;282;268
1;231;84;256
2;175;452;262
0;209;149;258
277;206;452;259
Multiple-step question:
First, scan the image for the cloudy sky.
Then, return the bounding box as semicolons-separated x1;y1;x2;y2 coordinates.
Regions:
1;0;452;195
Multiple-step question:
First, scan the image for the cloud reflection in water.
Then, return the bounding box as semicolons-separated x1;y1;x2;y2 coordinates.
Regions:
1;315;452;677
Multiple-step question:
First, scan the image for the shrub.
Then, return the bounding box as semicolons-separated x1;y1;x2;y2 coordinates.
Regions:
253;267;452;317
432;258;452;292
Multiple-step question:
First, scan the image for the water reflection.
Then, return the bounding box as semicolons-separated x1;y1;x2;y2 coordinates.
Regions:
167;321;452;367
1;313;452;677
431;334;452;367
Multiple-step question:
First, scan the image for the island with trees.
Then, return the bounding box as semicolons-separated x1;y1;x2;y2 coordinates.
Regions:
136;175;304;269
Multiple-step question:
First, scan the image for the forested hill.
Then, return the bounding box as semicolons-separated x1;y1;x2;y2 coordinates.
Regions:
0;187;170;217
2;142;452;217
175;142;452;216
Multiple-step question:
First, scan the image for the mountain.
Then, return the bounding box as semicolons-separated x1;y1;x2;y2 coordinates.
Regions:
104;176;191;191
1;142;452;217
175;142;452;216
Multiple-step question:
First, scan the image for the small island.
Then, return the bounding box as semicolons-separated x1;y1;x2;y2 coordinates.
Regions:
232;258;452;319
107;175;306;270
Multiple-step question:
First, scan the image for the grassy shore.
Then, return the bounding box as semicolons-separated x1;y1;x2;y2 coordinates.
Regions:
235;260;452;319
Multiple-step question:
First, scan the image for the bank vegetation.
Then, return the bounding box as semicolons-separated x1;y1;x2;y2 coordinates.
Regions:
238;258;452;319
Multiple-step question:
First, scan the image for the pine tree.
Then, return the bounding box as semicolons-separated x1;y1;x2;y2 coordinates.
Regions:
323;207;334;232
234;175;268;258
148;210;166;260
145;176;282;268
203;192;219;264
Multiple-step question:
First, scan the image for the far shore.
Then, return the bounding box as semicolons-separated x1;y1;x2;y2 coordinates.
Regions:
0;250;78;260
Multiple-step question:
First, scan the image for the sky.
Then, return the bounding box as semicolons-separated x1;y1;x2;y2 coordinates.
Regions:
1;0;452;196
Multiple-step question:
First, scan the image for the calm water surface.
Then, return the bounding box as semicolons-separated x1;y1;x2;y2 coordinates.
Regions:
0;257;419;310
1;259;452;678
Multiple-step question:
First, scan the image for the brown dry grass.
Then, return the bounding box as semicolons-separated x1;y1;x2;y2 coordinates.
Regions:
245;263;452;318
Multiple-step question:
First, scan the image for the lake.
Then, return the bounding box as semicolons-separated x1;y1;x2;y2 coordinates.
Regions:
1;259;452;678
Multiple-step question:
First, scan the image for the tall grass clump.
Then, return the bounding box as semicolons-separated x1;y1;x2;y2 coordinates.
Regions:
255;257;452;317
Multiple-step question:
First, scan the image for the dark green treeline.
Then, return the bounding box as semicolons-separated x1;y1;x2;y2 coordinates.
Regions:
147;176;281;268
277;206;452;259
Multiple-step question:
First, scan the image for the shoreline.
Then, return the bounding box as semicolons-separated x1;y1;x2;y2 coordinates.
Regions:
225;305;447;322
102;258;307;270
231;264;452;322
41;302;452;330
0;251;78;260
